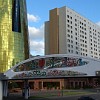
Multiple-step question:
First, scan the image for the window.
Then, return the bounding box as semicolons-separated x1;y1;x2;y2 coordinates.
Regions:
67;15;69;18
75;19;77;22
76;47;78;49
75;33;77;35
71;26;72;29
67;29;70;32
84;20;86;22
76;51;78;54
75;28;77;31
68;39;70;42
71;31;73;33
68;34;70;37
84;24;86;27
85;45;87;48
75;37;77;40
71;35;73;38
12;0;21;32
91;51;93;53
67;20;69;23
68;44;70;47
67;24;70;27
71;50;73;53
70;16;72;19
71;40;73;43
71;45;73;48
75;23;77;26
68;49;70;53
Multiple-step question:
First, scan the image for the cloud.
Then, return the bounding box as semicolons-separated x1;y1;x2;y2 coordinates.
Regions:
30;41;44;55
96;22;100;26
27;13;40;22
28;25;44;56
28;25;44;41
27;13;44;55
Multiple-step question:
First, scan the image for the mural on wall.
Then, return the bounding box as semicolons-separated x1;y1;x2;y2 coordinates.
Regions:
12;69;87;79
14;57;89;72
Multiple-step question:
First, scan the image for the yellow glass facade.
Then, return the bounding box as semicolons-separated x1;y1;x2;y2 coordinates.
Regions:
0;0;29;73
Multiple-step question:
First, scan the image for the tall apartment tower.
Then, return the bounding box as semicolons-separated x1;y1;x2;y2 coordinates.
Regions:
0;0;29;72
45;6;100;59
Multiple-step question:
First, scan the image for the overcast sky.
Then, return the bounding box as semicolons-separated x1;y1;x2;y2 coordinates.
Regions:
26;0;100;56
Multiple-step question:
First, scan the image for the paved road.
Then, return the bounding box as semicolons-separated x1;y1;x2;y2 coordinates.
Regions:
3;93;100;100
3;89;100;100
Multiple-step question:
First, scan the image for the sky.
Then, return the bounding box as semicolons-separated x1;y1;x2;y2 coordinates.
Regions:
26;0;100;56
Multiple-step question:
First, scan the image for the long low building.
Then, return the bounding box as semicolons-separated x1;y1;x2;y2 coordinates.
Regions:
4;54;100;90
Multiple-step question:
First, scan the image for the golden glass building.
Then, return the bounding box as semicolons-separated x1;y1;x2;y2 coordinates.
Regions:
0;0;29;73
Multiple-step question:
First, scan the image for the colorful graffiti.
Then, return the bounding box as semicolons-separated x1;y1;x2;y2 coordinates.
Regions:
13;70;87;79
14;57;89;72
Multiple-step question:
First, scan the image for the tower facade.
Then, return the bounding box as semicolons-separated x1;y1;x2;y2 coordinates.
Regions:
45;6;100;59
0;0;29;72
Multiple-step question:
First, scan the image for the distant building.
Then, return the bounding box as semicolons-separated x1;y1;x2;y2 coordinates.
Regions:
45;6;100;59
0;0;29;72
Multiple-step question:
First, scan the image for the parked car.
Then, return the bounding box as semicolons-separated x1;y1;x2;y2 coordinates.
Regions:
78;96;95;100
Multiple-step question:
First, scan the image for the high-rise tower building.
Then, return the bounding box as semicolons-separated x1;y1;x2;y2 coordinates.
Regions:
45;6;100;59
0;0;29;72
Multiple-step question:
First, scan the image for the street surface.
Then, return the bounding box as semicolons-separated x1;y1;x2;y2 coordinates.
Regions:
4;89;100;100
